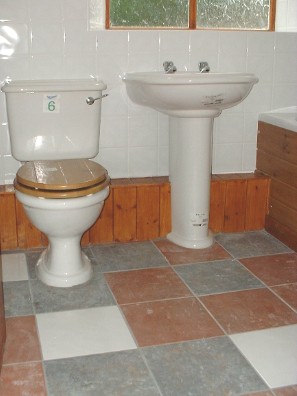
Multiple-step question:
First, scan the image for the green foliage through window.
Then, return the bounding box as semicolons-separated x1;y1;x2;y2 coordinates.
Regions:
109;0;189;28
108;0;274;30
197;0;270;30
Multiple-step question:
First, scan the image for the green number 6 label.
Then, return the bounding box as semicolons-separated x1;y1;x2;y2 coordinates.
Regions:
48;100;55;112
43;94;60;113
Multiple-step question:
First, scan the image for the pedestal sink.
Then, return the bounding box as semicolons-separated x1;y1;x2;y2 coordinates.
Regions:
122;72;258;249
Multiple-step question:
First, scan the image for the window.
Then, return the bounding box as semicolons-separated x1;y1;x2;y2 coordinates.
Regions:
106;0;276;31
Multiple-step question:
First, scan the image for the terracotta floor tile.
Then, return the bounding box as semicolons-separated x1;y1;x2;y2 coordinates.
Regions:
240;253;297;286
200;288;297;334
105;268;192;304
3;316;42;365
241;392;273;396
121;297;223;347
273;385;297;395
154;239;230;265
0;362;47;396
271;283;297;311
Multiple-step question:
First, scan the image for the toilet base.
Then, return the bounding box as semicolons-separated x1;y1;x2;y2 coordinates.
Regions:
36;249;93;288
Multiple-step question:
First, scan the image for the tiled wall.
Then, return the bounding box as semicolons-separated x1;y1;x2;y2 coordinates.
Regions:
0;0;297;184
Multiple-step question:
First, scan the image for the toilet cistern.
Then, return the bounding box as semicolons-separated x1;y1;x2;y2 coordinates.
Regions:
122;71;258;249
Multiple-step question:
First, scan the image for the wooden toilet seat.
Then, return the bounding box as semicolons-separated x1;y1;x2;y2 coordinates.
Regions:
14;159;110;198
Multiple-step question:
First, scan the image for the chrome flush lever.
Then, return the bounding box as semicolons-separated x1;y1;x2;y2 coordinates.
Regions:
86;93;108;105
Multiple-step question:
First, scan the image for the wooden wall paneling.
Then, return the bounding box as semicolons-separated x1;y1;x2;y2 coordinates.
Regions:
89;189;114;244
159;182;171;237
258;122;297;165
265;215;297;252
245;177;269;231
209;177;226;232
113;186;137;242
0;192;17;250
257;149;297;189
15;199;27;248
136;185;160;240
269;197;297;233
270;178;297;210
223;178;247;232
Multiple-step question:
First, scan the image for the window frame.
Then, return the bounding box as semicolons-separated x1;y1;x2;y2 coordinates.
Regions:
106;0;276;31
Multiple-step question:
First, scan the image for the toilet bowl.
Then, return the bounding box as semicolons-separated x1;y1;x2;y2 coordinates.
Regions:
14;159;110;287
1;78;109;287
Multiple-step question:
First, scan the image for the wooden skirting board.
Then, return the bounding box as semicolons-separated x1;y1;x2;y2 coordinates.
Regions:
0;173;270;251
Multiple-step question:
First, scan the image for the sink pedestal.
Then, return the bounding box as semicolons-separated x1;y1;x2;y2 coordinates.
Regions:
168;117;214;249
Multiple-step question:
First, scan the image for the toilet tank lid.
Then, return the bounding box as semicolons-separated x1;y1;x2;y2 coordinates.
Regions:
1;79;107;93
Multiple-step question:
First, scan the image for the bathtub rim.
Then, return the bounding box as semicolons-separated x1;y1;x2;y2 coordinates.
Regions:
259;106;297;133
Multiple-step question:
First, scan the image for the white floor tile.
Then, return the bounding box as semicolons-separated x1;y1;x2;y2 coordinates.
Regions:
36;306;137;361
230;324;297;388
1;253;28;281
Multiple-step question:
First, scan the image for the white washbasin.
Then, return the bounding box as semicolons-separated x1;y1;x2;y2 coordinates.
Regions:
122;72;258;117
122;70;258;249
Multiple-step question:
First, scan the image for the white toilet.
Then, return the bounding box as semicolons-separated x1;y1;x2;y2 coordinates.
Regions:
2;79;110;288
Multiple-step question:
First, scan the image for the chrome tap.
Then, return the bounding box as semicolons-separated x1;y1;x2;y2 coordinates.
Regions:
199;61;210;73
163;61;177;74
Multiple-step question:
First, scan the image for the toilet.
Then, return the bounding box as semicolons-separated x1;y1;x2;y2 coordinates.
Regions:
2;79;110;287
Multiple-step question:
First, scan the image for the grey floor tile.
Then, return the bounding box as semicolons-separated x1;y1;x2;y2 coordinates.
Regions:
30;273;115;314
44;350;161;396
143;337;269;396
3;281;33;317
25;250;44;280
90;241;169;272
175;259;264;296
215;231;292;258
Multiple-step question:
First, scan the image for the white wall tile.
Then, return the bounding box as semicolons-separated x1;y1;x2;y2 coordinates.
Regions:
0;1;296;183
63;54;96;78
3;154;20;184
100;116;128;148
129;147;158;177
0;23;30;56
213;143;243;174
1;0;29;22
29;0;63;21
247;53;274;83
30;54;64;79
247;32;275;54
242;143;257;172
96;148;129;178
64;19;97;54
0;56;30;80
214;114;244;144
128;51;159;73
274;53;297;83
128;115;158;147
158;146;169;176
243;83;273;114
128;30;160;54
272;83;297;108
243;113;259;144
31;22;64;55
62;0;88;21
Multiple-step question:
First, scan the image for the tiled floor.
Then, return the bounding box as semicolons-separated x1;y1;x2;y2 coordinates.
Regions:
1;230;297;396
